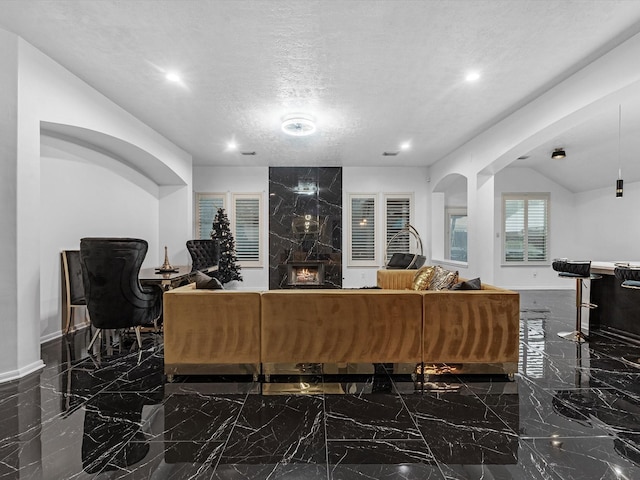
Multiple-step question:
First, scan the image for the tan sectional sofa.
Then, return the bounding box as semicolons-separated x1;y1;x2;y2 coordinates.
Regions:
378;269;520;378
162;271;519;381
163;289;262;379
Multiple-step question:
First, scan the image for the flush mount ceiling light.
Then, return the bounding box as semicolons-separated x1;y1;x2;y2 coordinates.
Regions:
551;148;566;160
281;114;316;136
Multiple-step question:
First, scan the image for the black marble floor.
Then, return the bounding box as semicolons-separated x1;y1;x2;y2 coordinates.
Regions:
3;290;640;479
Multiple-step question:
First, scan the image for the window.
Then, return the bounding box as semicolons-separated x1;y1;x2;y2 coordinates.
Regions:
232;193;262;267
348;194;377;265
384;195;412;263
195;193;225;239
445;208;467;262
503;193;549;264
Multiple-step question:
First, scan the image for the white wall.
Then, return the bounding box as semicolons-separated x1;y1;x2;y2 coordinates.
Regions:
193;166;430;290
494;167;576;289
0;30;23;380
0;31;192;380
426;31;640;287
343;166;429;288
193;166;269;289
40;136;160;341
573;180;640;262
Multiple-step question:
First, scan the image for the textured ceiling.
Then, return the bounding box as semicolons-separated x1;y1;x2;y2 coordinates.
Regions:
2;0;640;191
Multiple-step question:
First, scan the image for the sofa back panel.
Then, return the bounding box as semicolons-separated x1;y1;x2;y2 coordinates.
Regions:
422;291;520;364
164;289;261;365
261;291;422;363
377;269;415;289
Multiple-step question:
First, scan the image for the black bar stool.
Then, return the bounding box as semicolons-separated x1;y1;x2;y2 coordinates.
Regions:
615;266;640;365
615;265;640;290
552;260;601;343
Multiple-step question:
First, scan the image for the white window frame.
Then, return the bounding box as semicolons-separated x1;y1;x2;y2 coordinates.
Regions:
231;193;263;268
502;193;550;265
347;193;378;266
194;193;226;240
383;194;414;264
445;207;467;262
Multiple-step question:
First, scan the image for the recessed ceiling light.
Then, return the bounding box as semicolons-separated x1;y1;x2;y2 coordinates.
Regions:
227;141;238;150
281;114;316;136
400;142;411;151
465;71;481;82
165;72;182;83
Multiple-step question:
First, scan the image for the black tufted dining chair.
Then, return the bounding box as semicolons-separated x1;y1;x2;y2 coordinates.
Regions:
186;239;220;272
80;238;163;352
61;250;89;334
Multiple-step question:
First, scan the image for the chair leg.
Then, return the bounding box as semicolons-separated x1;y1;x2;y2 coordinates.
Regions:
64;305;72;335
558;278;588;343
88;328;101;351
134;326;143;350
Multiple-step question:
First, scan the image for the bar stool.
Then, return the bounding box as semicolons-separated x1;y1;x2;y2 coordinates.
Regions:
615;266;640;365
615;265;640;290
552;260;601;343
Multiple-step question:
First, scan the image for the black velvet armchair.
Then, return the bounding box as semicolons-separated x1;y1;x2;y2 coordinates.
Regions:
79;238;162;351
186;239;220;272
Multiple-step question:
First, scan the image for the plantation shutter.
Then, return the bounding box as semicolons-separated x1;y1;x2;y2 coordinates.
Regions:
385;197;411;262
196;194;224;239
234;195;261;264
350;196;376;262
527;198;548;262
503;194;548;263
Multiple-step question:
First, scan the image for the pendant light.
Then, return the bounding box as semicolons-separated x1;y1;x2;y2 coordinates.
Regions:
616;105;624;198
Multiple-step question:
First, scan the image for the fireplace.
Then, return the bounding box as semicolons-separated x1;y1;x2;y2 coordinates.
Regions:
287;263;325;286
269;167;342;289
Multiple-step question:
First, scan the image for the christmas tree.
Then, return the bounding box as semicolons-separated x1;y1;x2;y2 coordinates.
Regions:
211;207;242;284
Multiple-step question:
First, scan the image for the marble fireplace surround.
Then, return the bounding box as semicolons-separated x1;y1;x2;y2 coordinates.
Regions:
268;167;342;290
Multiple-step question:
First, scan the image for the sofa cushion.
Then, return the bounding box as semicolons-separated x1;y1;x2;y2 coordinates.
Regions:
450;277;482;290
412;266;436;290
194;271;224;290
428;266;459;290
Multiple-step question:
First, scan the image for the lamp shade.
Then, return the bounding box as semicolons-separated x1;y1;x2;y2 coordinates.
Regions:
551;148;566;160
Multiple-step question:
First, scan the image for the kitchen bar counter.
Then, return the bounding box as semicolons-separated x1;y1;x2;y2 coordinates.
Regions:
589;261;640;343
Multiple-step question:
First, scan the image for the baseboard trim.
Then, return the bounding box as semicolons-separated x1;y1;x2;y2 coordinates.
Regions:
0;359;45;384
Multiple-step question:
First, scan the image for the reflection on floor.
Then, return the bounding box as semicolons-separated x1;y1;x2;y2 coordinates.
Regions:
3;290;640;479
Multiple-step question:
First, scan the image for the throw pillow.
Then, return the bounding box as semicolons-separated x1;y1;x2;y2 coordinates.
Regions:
428;266;459;291
450;277;482;290
194;271;224;290
412;266;436;290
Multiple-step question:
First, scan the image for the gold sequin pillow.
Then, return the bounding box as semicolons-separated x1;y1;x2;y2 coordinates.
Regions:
412;266;436;290
428;266;459;290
